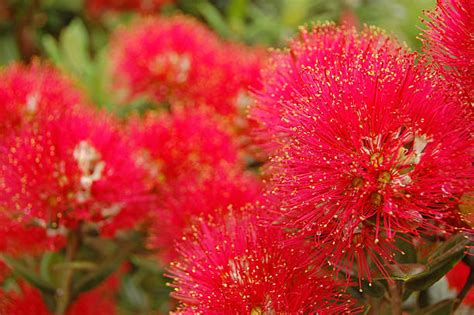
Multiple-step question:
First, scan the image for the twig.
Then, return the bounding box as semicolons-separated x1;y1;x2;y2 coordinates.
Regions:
55;228;81;315
388;281;402;315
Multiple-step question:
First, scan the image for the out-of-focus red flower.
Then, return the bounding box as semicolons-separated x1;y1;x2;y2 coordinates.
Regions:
446;262;474;306
130;108;240;187
168;207;359;314
131;107;262;261
151;167;262;263
0;62;85;137
86;0;173;16
0;106;150;252
110;16;221;106
110;15;265;117
0;277;117;315
252;23;473;283
422;0;474;103
0;282;50;315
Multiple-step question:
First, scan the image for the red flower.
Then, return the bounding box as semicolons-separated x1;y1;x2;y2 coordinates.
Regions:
252;24;473;283
0;62;85;137
0;278;117;315
0;107;150;252
86;0;173;16
422;0;474;103
110;15;264;117
151;167;262;263
130;108;241;187
446;262;474;306
0;283;50;315
131;108;262;261
168;207;358;314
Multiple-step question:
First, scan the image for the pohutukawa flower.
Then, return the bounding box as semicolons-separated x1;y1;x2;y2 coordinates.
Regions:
150;167;262;262
109;16;221;105
252;23;473;283
421;0;474;103
446;261;474;306
0;107;149;251
168;207;358;314
131;108;262;261
86;0;173;16
0;278;117;315
0;62;85;136
130;108;241;188
110;15;265;117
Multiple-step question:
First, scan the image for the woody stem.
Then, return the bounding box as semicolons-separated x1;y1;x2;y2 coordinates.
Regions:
55;227;81;315
388;281;402;315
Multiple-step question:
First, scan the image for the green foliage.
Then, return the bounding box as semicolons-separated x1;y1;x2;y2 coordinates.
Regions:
42;18;112;110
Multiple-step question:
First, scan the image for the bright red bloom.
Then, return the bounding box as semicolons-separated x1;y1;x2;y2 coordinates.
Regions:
446;261;474;306
0;278;117;315
86;0;173;16
110;16;264;117
0;62;85;137
151;167;262;263
0;107;150;252
422;0;474;103
252;24;473;283
131;108;262;261
168;207;358;314
130;108;240;187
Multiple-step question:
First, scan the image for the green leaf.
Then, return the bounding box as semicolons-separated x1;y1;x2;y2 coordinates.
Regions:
42;35;62;65
227;0;247;32
405;234;470;291
196;2;231;38
130;256;162;273
54;261;97;271
1;254;55;294
375;263;427;282
40;291;57;312
0;34;20;66
39;252;65;286
71;243;134;295
394;236;418;264
59;18;91;77
412;299;454;315
120;275;149;311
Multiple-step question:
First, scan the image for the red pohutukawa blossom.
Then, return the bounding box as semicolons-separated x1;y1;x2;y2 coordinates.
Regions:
151;167;262;262
86;0;173;16
130;108;240;187
110;15;264;117
168;207;358;314
0;278;117;315
0;107;149;252
131;108;262;261
252;23;473;283
422;0;474;103
446;261;474;306
0;62;85;136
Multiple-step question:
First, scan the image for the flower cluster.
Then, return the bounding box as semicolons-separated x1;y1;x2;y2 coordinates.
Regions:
0;64;150;253
168;206;358;314
110;15;264;117
130;108;262;262
86;0;173;16
0;277;117;315
422;0;474;103
251;23;473;283
0;62;84;136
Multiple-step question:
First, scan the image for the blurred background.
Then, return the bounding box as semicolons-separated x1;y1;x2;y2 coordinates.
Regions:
0;0;435;64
